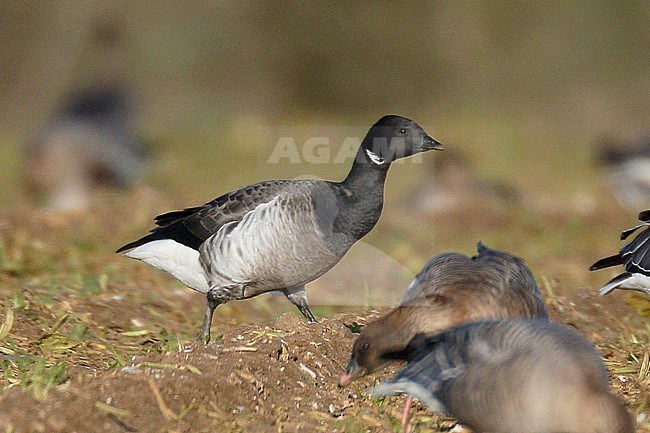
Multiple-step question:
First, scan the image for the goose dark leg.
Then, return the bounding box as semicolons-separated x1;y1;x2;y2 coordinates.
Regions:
199;289;222;344
283;286;317;323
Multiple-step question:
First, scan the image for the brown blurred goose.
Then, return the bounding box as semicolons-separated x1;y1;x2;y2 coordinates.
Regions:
339;242;548;386
374;319;634;433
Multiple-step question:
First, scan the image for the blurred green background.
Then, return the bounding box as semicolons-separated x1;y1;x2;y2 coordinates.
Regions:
1;1;648;205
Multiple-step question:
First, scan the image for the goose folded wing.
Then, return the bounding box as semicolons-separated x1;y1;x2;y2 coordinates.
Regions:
176;181;295;242
372;341;467;412
117;180;295;252
621;228;650;275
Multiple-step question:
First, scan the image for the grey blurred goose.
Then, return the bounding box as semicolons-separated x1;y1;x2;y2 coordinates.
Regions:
339;242;548;386
26;84;146;210
117;115;442;343
595;134;650;211
590;209;650;296
374;319;635;433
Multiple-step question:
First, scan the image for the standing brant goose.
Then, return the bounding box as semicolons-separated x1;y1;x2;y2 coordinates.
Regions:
590;209;650;296
339;242;548;386
374;319;634;433
117;115;442;343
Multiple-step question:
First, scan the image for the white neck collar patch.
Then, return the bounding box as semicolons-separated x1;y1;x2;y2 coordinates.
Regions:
365;148;386;165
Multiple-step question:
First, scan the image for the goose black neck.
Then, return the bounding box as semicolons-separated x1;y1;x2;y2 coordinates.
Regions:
330;147;392;242
341;147;391;189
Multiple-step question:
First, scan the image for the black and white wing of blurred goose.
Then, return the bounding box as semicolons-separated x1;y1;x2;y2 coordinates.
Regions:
373;319;634;433
590;209;650;296
117;115;442;343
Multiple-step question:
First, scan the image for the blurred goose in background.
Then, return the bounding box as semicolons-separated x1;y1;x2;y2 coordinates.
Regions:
595;134;650;211
374;319;635;433
408;150;521;214
117;115;442;343
24;83;147;211
25;19;147;211
338;242;548;386
590;209;650;296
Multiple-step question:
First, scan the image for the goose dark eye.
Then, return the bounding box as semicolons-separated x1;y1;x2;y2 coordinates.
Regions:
363;343;370;351
399;128;407;134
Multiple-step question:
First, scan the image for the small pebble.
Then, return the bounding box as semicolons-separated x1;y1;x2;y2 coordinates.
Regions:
120;365;142;375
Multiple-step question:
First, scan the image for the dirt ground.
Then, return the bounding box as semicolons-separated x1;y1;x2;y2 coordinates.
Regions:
0;189;648;433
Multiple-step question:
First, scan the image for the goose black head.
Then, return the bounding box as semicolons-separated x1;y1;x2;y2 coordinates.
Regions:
360;115;442;165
